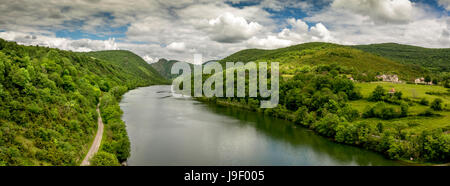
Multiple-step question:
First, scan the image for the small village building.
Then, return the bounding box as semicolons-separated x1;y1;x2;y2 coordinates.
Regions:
414;77;433;85
376;74;400;83
388;88;396;94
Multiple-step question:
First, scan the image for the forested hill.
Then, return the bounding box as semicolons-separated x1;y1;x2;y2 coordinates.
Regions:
84;50;167;84
150;58;182;80
352;43;450;73
219;42;428;81
0;38;165;165
150;58;197;80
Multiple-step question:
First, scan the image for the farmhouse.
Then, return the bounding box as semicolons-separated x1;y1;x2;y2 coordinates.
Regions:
376;74;400;83
414;77;433;85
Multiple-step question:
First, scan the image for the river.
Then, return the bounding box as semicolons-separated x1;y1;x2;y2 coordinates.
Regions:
120;85;403;166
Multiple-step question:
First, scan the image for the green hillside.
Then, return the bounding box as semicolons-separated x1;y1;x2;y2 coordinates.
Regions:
220;42;428;81
221;42;426;81
84;50;168;84
353;43;450;73
150;58;198;80
0;38;165;165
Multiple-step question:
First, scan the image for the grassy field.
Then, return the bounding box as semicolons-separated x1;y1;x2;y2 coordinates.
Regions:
349;82;450;134
356;82;450;105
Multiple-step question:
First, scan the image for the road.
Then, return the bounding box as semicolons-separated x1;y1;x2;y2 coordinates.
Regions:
81;102;104;166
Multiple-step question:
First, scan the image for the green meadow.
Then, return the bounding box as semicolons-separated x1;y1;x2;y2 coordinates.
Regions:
350;82;450;134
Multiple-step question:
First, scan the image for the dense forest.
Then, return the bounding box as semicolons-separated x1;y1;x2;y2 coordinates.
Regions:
353;43;450;73
0;39;166;165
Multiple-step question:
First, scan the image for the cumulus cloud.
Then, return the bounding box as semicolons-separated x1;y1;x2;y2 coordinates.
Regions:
245;17;338;49
142;55;159;63
310;23;334;41
246;35;293;49
166;42;187;52
204;12;262;43
332;0;414;24
278;19;337;43
287;18;309;33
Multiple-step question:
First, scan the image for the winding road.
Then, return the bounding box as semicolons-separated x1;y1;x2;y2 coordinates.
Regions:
81;102;104;166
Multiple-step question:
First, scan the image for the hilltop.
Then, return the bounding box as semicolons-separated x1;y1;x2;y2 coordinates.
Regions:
220;42;429;81
84;50;168;84
150;58;198;80
353;43;450;73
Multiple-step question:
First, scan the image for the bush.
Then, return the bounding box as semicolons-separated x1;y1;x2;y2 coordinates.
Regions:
400;102;409;117
419;98;429;106
313;113;340;137
418;109;436;117
368;85;386;102
90;151;120;166
430;98;443;111
363;102;402;120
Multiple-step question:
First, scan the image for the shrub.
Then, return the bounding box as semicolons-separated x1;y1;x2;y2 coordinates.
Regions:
313;113;340;137
368;85;386;102
90;151;120;166
363;102;402;120
419;98;429;106
430;98;443;111
418;109;436;117
400;102;409;117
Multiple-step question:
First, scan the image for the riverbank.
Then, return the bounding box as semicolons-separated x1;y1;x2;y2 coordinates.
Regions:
88;82;169;166
195;97;447;166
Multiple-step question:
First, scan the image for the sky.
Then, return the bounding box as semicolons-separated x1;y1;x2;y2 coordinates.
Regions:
0;0;449;63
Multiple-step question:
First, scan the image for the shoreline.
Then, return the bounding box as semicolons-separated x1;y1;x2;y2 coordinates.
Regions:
194;97;448;166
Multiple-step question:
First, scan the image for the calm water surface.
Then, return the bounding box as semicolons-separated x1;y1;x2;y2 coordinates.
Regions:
120;85;403;166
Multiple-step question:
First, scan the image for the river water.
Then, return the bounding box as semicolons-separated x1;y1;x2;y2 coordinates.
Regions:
120;85;403;166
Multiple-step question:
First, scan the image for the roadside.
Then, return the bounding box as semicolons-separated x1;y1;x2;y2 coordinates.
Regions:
80;101;104;166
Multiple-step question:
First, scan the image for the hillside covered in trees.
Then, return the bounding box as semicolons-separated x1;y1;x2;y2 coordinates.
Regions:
219;42;428;81
0;39;166;165
353;43;450;73
149;58;197;80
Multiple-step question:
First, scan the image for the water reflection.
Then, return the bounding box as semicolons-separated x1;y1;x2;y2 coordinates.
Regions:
121;85;403;166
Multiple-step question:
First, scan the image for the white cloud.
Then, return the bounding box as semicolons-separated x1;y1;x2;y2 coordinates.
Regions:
331;0;414;24
142;55;159;63
204;12;262;43
310;23;334;41
277;19;337;43
246;35;293;49
166;42;186;52
287;18;309;33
